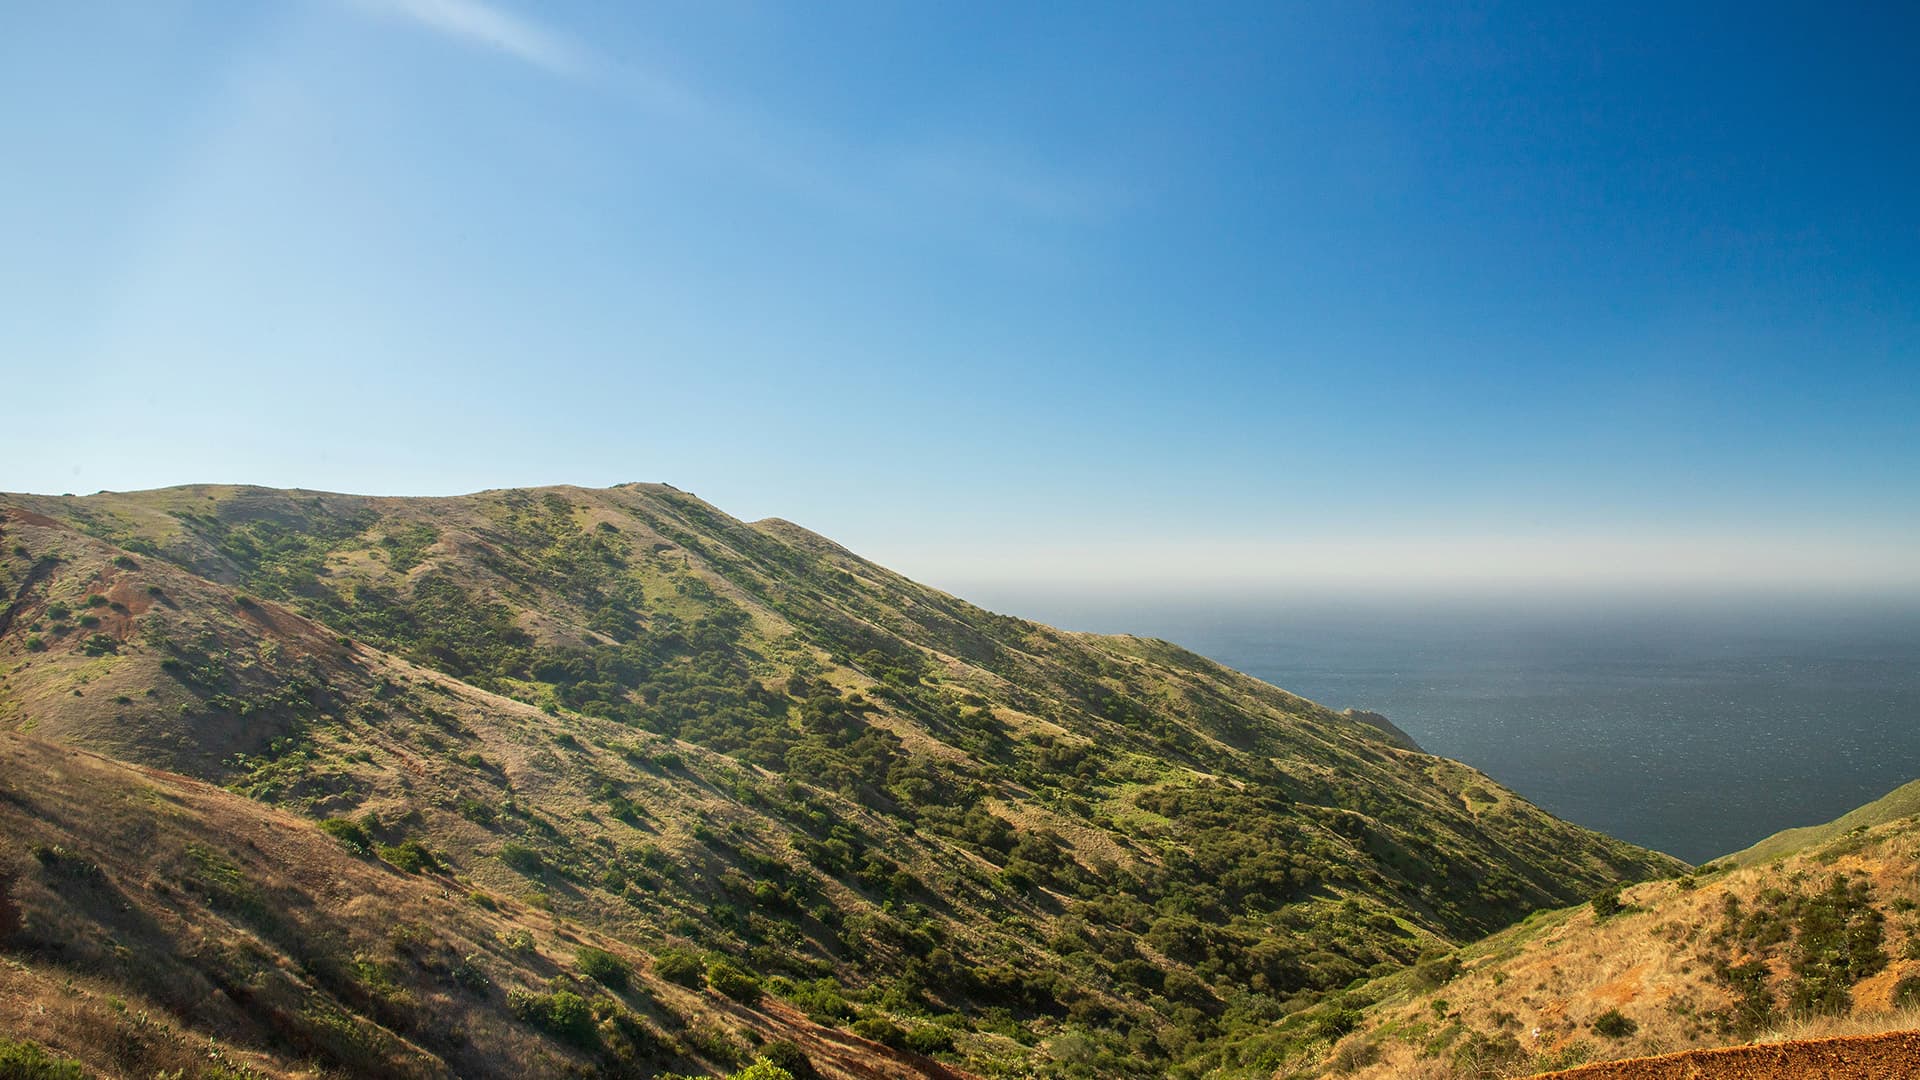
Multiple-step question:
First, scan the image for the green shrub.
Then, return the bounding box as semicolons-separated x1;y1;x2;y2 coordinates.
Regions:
76;613;100;628
0;1037;86;1079
1591;887;1624;918
851;1015;907;1049
1414;951;1462;987
78;633;115;655
499;842;545;875
319;817;373;853
1591;1009;1637;1039
758;1040;817;1079
508;988;597;1047
24;635;45;652
1894;973;1920;1008
708;959;762;1002
727;1062;796;1080
378;839;438;874
654;948;705;987
84;594;109;607
44;603;70;621
451;953;492;993
903;1024;956;1055
576;945;631;990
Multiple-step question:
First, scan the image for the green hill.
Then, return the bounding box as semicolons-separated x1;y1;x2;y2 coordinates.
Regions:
1723;778;1920;868
0;484;1681;1078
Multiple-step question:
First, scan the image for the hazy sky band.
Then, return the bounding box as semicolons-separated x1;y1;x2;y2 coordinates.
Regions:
2;2;1915;589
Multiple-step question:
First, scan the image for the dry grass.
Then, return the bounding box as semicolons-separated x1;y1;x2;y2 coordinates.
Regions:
1750;1001;1920;1045
0;731;968;1080
1322;819;1920;1080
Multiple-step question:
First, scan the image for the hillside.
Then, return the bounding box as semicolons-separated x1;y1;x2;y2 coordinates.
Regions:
0;483;1680;1077
1725;778;1920;869
0;731;958;1080
1307;800;1920;1079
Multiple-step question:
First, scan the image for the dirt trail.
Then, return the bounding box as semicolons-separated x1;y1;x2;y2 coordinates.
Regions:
1534;1028;1920;1079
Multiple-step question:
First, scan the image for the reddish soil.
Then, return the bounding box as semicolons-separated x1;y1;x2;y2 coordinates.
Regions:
1536;1029;1920;1079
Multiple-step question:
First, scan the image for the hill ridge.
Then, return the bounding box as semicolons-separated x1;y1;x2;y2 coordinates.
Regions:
1;482;1680;1078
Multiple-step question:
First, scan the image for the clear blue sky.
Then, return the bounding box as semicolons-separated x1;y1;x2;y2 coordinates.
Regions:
4;2;1917;589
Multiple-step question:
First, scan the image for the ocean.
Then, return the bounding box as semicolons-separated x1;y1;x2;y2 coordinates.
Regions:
961;587;1920;865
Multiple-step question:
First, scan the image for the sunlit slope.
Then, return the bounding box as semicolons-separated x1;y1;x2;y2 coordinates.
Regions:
2;485;1680;1077
1300;805;1920;1080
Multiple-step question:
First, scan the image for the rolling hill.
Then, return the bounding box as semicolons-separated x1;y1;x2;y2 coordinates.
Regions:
0;483;1682;1078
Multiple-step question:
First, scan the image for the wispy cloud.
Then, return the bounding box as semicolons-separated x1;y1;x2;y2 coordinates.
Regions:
347;0;585;77
339;1;1126;252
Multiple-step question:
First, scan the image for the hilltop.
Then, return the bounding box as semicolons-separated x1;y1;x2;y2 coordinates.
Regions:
0;483;1679;1078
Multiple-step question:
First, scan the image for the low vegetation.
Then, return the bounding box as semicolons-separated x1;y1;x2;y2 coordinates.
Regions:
1312;814;1920;1079
0;484;1684;1077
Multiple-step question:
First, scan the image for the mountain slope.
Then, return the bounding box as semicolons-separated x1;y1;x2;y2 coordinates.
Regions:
1725;778;1920;868
0;731;964;1080
1;484;1681;1077
1308;795;1920;1080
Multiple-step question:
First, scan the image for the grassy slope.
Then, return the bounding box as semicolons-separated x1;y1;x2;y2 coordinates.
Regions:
1724;779;1920;868
1;485;1681;1077
1311;812;1920;1080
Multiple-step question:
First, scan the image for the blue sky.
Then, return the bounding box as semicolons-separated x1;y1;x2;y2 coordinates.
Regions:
4;2;1917;590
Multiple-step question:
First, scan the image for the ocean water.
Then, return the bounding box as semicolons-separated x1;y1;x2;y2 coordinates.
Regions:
961;588;1920;864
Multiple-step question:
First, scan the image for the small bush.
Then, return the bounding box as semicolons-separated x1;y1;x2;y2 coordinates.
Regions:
451;954;491;993
24;635;45;652
903;1024;956;1055
508;988;597;1047
499;842;544;875
0;1038;86;1079
851;1016;907;1049
319;817;373;853
378;839;439;874
1591;1008;1637;1039
576;945;631;990
708;959;762;1002
1591;887;1624;918
75;613;100;628
84;594;109;607
1414;951;1462;987
654;948;706;987
728;1062;797;1080
79;633;116;655
758;1040;818;1079
1893;973;1920;1008
44;603;70;621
